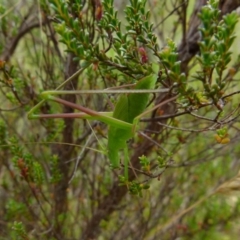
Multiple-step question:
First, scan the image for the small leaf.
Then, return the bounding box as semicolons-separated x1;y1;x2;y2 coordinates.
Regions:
214;134;230;144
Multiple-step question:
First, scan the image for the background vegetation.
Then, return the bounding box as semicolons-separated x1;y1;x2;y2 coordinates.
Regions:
1;0;240;239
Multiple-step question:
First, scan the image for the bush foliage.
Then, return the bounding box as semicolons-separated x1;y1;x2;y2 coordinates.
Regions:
0;0;240;239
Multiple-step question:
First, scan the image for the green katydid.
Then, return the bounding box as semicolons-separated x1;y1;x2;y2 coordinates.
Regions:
107;74;157;179
28;73;175;180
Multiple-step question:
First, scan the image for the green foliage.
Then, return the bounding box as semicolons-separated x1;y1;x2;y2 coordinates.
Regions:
8;136;25;160
139;155;150;173
0;62;23;104
49;0;156;76
0;119;7;148
32;162;45;185
50;154;62;183
1;0;240;239
197;0;238;101
157;155;167;168
6;200;27;221
158;39;187;92
128;181;150;197
45;118;65;142
7;136;46;185
11;221;28;240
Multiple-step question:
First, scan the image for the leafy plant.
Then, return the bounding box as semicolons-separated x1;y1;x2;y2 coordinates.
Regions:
0;0;240;239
